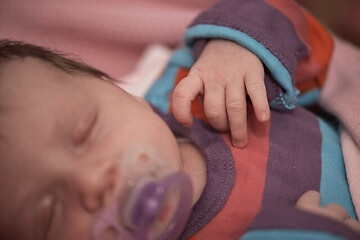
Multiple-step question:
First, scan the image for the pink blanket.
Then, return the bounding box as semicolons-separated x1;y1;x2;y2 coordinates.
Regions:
320;37;360;218
0;0;216;80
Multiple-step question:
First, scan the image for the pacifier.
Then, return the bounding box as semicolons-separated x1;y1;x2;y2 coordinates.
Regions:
92;144;193;240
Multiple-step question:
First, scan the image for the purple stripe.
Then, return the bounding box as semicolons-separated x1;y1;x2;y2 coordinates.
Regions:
262;108;322;207
248;207;360;240
189;0;308;76
153;108;236;239
264;69;282;103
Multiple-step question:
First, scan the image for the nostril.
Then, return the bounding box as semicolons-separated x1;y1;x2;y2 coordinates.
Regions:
83;193;104;212
139;153;150;163
79;160;119;212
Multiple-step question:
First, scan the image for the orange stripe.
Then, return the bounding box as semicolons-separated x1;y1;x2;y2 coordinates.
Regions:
193;106;270;239
263;0;334;93
296;11;333;92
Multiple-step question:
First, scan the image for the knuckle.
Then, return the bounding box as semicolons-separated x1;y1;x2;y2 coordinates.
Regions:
189;67;202;76
171;88;187;101
189;68;204;81
247;81;265;92
206;109;223;121
227;100;245;114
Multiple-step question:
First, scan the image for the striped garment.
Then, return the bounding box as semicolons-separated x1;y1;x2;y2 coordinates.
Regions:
145;0;360;239
153;98;356;240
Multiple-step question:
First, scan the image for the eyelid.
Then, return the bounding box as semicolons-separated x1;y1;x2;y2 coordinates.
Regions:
72;108;98;146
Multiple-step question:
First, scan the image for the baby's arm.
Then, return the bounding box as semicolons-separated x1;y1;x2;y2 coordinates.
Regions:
172;39;269;148
240;191;360;240
296;190;360;233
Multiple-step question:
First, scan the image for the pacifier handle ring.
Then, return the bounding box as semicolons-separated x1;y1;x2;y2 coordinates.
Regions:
152;172;193;240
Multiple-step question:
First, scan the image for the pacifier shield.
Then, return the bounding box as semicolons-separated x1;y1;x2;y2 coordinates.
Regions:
92;144;193;240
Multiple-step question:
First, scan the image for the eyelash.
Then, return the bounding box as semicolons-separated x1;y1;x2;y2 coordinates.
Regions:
73;110;98;146
41;196;57;240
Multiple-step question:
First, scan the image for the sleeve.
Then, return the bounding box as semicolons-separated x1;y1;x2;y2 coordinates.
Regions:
241;207;360;240
184;0;334;110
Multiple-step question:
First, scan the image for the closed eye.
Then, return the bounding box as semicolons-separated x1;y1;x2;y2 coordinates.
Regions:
72;108;98;146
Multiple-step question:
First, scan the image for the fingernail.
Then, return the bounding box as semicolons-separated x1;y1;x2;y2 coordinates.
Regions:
182;124;191;128
260;111;268;121
232;140;246;148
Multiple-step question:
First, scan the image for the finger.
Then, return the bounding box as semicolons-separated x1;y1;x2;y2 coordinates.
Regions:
245;71;270;122
344;219;360;233
226;79;248;148
203;82;229;131
172;74;204;127
296;190;321;208
323;203;351;221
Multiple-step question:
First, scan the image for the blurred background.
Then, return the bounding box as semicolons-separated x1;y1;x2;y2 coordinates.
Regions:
1;0;359;83
297;0;360;46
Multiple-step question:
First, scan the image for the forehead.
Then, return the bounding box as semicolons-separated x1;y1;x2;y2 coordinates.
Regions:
0;57;74;180
0;57;109;130
0;57;86;148
0;57;76;105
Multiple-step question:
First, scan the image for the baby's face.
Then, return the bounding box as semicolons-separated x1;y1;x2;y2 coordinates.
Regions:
0;57;183;240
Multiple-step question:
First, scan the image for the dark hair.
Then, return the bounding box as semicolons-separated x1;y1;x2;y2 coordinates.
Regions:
0;39;114;81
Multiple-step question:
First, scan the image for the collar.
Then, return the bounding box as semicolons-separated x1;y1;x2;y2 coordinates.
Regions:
154;109;236;239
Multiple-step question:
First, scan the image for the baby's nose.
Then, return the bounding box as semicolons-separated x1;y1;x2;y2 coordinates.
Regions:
73;159;118;212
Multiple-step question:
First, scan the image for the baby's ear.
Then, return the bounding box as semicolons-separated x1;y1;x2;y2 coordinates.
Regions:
133;96;153;111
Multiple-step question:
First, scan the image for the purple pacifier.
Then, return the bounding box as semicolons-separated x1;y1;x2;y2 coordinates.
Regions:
92;144;193;240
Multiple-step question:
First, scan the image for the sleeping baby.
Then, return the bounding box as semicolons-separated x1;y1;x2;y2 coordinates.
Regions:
0;39;358;240
1;0;360;240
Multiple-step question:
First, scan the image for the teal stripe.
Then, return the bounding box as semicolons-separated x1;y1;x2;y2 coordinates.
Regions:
297;89;321;107
144;48;194;112
318;118;357;219
241;229;345;240
167;47;194;68
185;24;295;110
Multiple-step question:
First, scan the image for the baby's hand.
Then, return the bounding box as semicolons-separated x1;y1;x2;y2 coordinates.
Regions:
296;190;360;232
172;39;270;148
